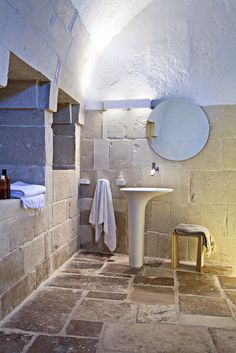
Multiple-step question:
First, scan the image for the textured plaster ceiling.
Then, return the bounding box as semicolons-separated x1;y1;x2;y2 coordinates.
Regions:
73;0;236;105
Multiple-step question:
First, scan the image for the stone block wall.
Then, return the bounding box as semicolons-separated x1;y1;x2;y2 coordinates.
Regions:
80;106;236;266
0;170;79;320
0;80;80;321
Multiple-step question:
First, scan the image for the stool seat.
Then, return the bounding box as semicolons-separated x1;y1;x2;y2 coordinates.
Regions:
171;230;205;272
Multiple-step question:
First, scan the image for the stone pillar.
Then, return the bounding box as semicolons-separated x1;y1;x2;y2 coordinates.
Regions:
52;103;80;170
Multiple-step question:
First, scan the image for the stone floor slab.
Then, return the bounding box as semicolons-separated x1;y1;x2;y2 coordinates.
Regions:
129;285;175;304
99;322;216;353
107;254;129;265
144;257;163;267
101;264;144;276
86;291;127;301
209;328;236;353
137;303;177;323
61;261;103;275
133;275;174;286
143;267;174;277
73;251;112;262
66;320;103;337
46;273;130;292
27;335;98;353
179;295;231;316
218;276;236;289
177;271;222;297
202;265;236;276
178;314;236;328
2;287;81;333
99;272;132;278
225;290;236;305
73;299;137;322
0;331;32;353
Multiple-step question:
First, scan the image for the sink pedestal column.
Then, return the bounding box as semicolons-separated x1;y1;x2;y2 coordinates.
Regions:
120;188;173;268
127;200;147;268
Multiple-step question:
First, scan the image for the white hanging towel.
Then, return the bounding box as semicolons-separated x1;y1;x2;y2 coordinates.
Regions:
89;179;117;252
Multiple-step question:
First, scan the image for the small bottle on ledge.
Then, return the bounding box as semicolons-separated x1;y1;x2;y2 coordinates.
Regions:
2;169;10;199
0;175;7;199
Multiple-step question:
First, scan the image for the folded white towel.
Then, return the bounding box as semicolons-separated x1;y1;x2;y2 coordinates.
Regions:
89;179;117;252
11;181;46;198
21;194;45;210
175;223;216;256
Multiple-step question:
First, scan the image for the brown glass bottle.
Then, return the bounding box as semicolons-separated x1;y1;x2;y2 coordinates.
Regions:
0;175;7;199
2;169;10;199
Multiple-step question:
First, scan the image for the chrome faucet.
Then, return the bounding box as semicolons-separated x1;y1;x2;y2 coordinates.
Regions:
150;162;159;176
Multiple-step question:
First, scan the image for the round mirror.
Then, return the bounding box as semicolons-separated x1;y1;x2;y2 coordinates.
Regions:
146;98;209;161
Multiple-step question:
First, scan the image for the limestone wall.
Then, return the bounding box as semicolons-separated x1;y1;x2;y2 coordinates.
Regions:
0;169;79;320
0;0;96;100
0;82;80;320
80;106;236;266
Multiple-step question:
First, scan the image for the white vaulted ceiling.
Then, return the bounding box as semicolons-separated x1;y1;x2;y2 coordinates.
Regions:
72;0;236;105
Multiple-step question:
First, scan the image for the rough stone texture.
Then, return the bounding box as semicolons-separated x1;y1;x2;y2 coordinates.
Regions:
179;295;231;316
73;299;136;322
80;111;103;139
0;0;95;101
190;171;236;204
225;291;236;305
75;1;236;105
81;105;236;266
66;320;103;337
53;135;75;168
3;287;81;333
137;303;177;323
221;138;236;170
1;272;36;318
73;250;112;262
134;275;174;287
80;140;93;169
52;200;68;227
209;328;236;353
94;139;109;170
218;276;236;289
0;331;32;353
103;109;147;139
115;212;129;254
98;322;216;353
109;140;133;170
27;335;98;353
177;272;222;297
0;126;46;166
62;260;103;275
23;234;45;274
101;263;144;276
129;285;175;305
0;249;24;296
0;251;236;352
86;291;127;301
46;273;130;292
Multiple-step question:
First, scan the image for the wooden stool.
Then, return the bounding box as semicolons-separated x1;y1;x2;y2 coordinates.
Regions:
171;231;205;272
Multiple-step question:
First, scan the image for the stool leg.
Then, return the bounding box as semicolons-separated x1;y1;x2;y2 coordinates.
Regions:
196;236;204;272
171;233;179;269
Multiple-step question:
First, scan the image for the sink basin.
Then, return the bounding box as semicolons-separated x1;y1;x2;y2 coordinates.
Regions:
121;187;173;268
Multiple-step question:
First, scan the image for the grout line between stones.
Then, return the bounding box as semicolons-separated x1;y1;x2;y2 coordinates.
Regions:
59;290;89;336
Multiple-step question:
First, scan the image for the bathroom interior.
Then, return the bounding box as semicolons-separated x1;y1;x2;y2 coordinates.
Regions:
0;0;236;352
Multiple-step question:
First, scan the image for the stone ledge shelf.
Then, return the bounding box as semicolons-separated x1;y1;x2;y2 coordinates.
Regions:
0;199;22;221
80;179;90;185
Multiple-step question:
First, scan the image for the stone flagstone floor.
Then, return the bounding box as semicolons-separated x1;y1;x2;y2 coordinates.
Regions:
0;250;236;353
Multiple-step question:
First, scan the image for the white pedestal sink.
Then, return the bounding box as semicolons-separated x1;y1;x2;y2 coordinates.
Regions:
120;187;173;268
